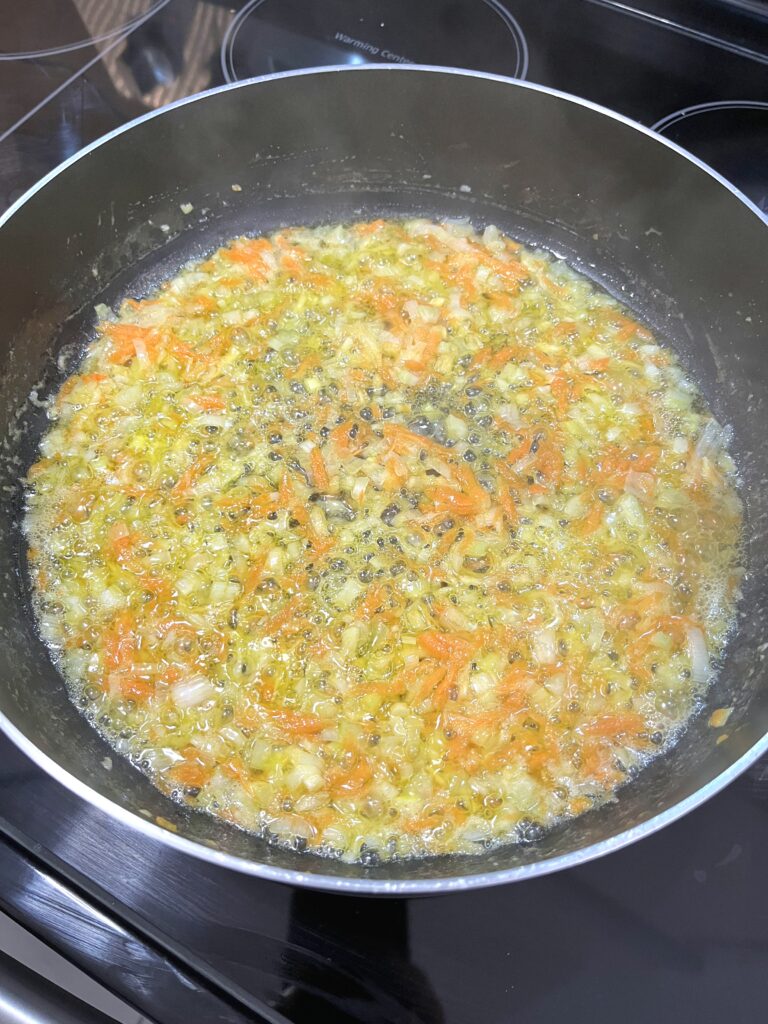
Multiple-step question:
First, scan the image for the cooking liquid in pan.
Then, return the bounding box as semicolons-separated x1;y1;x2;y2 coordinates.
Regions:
23;219;742;862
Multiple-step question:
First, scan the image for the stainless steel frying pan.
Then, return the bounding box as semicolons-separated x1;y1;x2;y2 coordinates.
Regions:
0;66;766;894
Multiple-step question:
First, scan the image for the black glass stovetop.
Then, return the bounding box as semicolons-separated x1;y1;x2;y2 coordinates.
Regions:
1;3;768;1023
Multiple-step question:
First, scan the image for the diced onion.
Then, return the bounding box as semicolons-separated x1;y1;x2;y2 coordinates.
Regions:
532;627;558;665
624;470;654;500
686;626;710;684
172;676;214;708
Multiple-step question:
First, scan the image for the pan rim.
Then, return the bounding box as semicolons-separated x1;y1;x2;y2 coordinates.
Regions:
2;63;767;235
1;63;767;894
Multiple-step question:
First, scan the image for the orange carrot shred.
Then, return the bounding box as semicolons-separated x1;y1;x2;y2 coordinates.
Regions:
309;446;330;490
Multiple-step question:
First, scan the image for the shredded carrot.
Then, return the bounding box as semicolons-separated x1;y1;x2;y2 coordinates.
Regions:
409;664;448;704
583;713;645;738
497;483;518;524
172;456;212;497
289;353;321;380
106;521;137;562
221;237;273;280
418;630;475;660
167;336;205;369
536;441;565;482
381;422;448;462
103;610;136;673
550;371;572;413
427;485;487;518
505;430;534;465
427;463;490;518
309;446;330;490
330;755;373;794
171;747;214;788
188;293;217;314
403;325;445;375
613;313;653;343
103;323;161;365
242;555;267;596
265;708;326;736
356;583;387;622
221;756;250;785
487;345;522;370
187;392;226;411
329;419;360;455
355;219;386;236
577;502;604;536
260;595;304;637
552;321;579;341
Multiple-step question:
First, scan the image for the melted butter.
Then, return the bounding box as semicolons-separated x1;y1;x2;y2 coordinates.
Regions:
24;219;743;861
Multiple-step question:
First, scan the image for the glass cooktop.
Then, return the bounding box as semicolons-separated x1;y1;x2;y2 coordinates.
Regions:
1;0;768;212
1;2;767;1023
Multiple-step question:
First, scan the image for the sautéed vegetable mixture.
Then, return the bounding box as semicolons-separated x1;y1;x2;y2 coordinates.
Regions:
25;219;743;861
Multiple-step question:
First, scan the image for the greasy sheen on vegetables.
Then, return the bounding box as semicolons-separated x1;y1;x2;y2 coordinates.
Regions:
24;218;743;862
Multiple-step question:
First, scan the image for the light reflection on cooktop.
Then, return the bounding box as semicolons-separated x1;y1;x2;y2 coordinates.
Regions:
0;0;166;61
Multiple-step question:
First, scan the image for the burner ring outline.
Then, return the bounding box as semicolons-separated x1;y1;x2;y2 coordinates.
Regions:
652;99;768;135
221;0;529;84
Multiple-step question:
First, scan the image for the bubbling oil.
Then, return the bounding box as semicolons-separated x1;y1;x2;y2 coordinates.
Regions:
24;219;743;861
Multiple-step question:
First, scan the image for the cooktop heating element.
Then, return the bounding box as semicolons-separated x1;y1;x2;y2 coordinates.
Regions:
220;0;529;81
653;100;768;210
